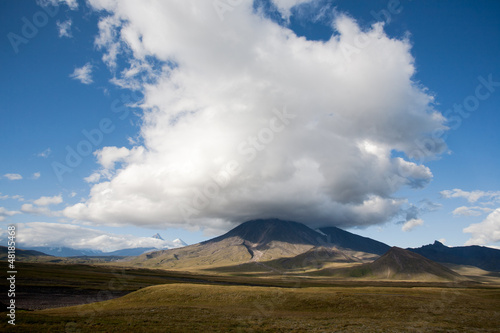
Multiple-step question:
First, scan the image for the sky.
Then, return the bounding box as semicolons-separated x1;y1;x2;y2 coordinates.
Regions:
0;0;499;252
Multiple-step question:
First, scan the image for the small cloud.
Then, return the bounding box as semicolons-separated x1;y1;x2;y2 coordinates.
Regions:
452;206;493;217
33;195;63;206
3;173;22;181
1;194;25;202
0;207;20;222
57;19;73;38
12;195;24;202
70;63;93;85
32;172;41;180
69;191;77;198
20;204;59;217
37;148;52;158
37;0;78;10
440;189;500;203
84;173;101;183
402;218;424;232
438;238;446;244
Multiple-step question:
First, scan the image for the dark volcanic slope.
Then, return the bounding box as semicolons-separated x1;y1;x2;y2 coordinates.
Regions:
130;219;391;269
409;241;500;272
206;219;325;246
367;247;466;281
318;226;390;255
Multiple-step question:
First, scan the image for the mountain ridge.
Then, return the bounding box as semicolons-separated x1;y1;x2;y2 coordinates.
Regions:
408;241;500;272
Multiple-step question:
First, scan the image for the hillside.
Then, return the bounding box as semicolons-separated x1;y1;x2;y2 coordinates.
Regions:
320;247;467;281
318;226;390;255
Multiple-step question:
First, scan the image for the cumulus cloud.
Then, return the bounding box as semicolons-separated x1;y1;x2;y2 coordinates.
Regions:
65;1;447;233
3;173;22;181
0;207;20;222
11;222;183;252
464;208;500;246
57;19;73;38
70;63;93;84
32;172;41;180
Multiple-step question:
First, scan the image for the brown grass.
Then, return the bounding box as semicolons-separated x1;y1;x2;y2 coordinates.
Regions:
2;283;499;332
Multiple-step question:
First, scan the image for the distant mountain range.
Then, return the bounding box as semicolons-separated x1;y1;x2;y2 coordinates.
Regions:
20;234;187;257
408;241;500;272
13;219;500;276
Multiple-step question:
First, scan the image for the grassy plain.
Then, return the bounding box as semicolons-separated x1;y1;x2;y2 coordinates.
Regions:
1;262;499;332
2;283;500;332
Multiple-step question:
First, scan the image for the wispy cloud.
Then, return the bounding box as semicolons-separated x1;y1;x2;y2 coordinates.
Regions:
0;194;24;202
452;206;494;217
32;172;41;180
402;218;424;232
70;63;93;84
56;19;73;38
37;148;52;158
0;207;20;222
20;204;60;217
399;199;441;232
3;173;22;181
440;189;500;203
37;0;78;10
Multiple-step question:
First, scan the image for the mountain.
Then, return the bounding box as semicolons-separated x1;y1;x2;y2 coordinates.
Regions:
152;233;164;240
21;234;187;258
322;247;467;281
408;241;500;272
129;219;383;270
28;246;104;257
367;247;466;281
130;219;324;269
318;226;390;255
208;219;324;247
172;238;187;247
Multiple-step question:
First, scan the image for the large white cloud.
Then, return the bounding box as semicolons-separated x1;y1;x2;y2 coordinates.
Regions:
64;0;447;233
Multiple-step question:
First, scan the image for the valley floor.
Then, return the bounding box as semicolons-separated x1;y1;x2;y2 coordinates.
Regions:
1;263;499;332
2;283;500;332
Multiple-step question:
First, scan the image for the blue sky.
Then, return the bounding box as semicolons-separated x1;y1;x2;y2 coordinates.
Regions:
1;0;499;251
